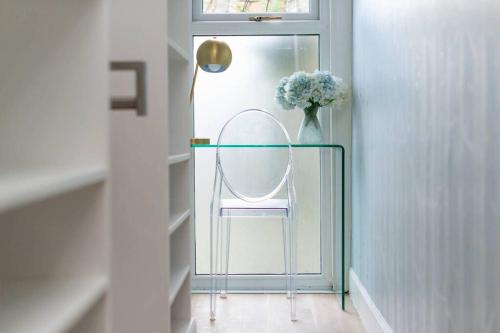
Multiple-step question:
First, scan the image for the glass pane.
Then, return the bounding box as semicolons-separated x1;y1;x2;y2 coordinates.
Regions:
203;0;310;14
194;36;320;277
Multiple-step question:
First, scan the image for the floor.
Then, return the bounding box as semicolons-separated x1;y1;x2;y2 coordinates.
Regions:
192;294;366;333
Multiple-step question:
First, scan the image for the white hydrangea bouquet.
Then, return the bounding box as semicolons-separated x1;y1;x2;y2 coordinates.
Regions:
275;70;348;143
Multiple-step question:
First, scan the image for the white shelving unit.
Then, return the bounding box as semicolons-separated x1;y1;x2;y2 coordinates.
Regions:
0;167;107;213
0;278;107;333
0;1;110;332
169;266;191;306
167;1;195;332
169;209;192;235
168;39;190;63
169;153;191;165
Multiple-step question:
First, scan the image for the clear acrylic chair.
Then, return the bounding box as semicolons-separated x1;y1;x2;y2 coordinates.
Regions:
209;109;298;321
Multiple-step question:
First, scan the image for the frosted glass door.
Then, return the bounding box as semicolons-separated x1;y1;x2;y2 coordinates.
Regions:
194;35;320;278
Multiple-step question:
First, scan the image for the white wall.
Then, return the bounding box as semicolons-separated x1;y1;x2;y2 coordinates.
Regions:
352;0;499;332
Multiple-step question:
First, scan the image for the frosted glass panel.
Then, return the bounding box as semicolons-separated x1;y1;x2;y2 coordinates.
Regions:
194;35;320;275
203;0;310;14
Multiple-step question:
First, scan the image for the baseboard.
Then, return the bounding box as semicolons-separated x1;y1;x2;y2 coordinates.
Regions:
349;269;393;333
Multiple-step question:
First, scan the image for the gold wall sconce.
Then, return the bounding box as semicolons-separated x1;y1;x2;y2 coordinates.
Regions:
189;38;232;102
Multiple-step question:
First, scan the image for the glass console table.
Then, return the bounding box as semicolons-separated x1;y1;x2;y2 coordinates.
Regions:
191;143;347;310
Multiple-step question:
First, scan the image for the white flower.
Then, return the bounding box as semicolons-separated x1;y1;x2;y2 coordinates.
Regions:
275;77;294;110
275;70;349;111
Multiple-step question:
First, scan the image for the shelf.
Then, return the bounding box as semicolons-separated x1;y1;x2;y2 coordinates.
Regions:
0;166;108;214
169;163;190;216
168;153;191;165
169;266;191;306
169;209;191;235
0;277;108;333
168;39;190;63
172;318;196;333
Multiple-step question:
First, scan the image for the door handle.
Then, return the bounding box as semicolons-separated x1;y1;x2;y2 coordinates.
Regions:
110;61;147;116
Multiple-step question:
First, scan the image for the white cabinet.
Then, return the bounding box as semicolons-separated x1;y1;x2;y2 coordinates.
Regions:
108;0;172;332
1;1;192;331
0;1;110;332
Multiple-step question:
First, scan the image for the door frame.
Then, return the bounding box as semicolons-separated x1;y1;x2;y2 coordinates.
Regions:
191;0;337;291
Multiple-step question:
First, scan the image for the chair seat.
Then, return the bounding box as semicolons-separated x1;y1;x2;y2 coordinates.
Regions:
220;199;289;217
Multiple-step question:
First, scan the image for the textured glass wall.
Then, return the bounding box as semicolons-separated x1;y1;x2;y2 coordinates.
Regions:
194;35;321;275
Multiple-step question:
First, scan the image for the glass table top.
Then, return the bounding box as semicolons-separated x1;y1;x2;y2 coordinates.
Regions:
191;143;344;148
190;141;347;310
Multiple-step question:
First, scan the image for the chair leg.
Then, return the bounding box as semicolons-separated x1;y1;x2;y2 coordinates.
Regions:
282;217;291;299
221;213;231;298
210;214;222;320
209;213;216;320
289;212;298;321
217;215;223;295
217;214;225;298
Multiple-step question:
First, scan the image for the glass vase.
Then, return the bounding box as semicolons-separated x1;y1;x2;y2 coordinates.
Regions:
297;105;322;144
